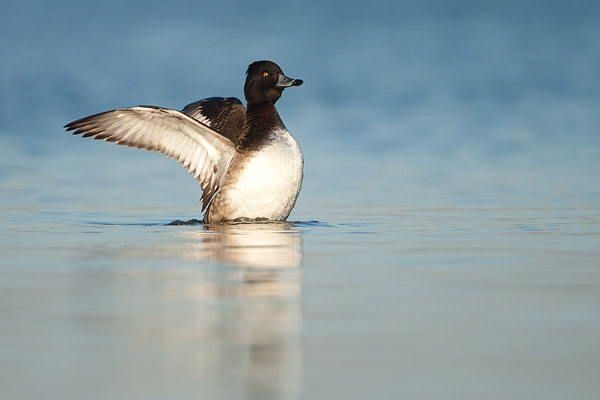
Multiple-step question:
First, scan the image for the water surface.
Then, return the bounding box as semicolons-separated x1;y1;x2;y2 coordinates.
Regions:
1;1;600;399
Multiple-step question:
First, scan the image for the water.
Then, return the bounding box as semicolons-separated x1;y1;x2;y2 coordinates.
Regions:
2;0;600;399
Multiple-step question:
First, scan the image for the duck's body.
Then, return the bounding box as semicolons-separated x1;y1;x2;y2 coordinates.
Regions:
206;126;303;222
65;61;304;223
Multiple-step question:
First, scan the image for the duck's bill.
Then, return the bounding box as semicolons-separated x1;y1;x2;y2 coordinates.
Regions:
277;74;303;87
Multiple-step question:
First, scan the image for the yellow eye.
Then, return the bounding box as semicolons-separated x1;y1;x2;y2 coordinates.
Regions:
263;72;269;77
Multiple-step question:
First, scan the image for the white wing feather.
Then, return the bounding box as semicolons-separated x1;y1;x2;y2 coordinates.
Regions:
65;106;236;209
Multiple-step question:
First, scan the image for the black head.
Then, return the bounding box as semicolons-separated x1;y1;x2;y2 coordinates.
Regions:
244;60;303;104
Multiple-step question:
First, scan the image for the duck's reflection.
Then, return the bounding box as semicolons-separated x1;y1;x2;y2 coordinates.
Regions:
73;222;303;399
191;221;303;268
172;222;303;399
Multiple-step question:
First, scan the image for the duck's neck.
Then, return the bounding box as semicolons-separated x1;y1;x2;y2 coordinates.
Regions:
246;102;284;129
239;102;285;150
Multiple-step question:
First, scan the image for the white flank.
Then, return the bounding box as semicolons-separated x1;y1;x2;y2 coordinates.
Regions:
218;129;303;220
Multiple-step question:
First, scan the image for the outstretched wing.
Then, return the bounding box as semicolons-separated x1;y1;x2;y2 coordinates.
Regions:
182;97;246;144
64;106;236;210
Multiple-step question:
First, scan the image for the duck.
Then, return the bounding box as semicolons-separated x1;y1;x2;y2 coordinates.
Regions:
64;60;304;223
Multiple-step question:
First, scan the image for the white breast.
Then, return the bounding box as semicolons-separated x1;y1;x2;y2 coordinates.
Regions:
209;129;303;221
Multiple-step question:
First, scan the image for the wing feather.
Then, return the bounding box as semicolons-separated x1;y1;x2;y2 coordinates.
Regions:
64;106;236;210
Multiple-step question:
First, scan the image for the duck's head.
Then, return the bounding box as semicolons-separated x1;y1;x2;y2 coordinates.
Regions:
244;60;303;105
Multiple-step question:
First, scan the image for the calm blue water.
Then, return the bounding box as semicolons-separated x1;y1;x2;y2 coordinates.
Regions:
2;1;600;399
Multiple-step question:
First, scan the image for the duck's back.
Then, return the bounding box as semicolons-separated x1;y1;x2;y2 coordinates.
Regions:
182;97;246;145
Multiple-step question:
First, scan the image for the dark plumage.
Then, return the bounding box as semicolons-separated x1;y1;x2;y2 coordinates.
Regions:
182;97;245;144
